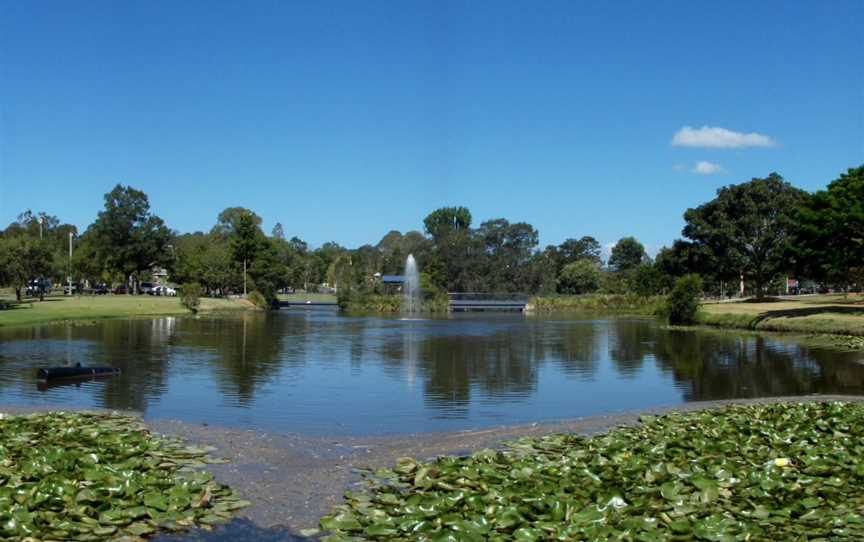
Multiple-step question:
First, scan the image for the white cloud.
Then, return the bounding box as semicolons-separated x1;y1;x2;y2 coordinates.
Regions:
673;163;687;172
671;125;777;149
692;161;724;175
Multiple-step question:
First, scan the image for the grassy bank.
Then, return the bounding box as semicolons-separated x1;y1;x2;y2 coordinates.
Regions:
531;293;664;315
321;401;864;541
0;411;248;540
0;294;255;328
278;292;338;303
698;294;864;337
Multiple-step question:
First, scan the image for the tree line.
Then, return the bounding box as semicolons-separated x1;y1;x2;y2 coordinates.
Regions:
1;165;860;304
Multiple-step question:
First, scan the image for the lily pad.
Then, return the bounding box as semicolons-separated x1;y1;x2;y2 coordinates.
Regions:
0;412;250;541
320;402;864;541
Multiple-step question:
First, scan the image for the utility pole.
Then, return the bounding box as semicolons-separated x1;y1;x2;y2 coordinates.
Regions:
68;232;73;295
243;259;247;297
39;216;43;240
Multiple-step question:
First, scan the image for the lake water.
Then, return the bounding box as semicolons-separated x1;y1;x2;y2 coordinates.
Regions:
0;310;861;435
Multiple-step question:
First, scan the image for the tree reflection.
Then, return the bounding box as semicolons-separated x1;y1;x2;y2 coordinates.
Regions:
651;330;864;401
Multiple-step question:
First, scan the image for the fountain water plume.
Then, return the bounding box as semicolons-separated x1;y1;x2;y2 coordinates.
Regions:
403;254;421;315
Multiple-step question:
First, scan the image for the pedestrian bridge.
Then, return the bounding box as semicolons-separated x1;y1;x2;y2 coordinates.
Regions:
279;293;532;312
447;293;531;312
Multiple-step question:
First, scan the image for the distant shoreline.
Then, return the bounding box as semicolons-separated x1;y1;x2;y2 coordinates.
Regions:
0;294;257;328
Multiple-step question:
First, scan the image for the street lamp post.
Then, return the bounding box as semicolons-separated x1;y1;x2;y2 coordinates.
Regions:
68;232;73;295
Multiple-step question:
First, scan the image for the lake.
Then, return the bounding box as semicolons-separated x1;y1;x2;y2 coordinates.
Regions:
1;310;861;435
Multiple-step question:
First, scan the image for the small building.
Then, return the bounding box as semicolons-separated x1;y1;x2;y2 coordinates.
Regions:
381;275;405;294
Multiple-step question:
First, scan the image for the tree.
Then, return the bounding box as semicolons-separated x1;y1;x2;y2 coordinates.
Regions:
423;207;472;243
229;211;262;296
795;165;864;291
683;173;806;299
211;207;262;239
0;238;54;300
665;274;704;325
559;236;602;265
609;237;648;272
558;259;602;294
88;184;172;293
271;222;285;240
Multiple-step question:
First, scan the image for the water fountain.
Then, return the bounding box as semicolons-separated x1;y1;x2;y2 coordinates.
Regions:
403;254;421;315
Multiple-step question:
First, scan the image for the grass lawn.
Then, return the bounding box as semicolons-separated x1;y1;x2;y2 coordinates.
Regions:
277;292;338;303
699;294;864;336
0;293;254;327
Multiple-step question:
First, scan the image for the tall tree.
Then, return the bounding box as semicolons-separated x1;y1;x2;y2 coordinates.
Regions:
89;184;172;293
795;165;864;290
271;222;285;240
423;207;472;243
211;207;262;239
229;211;262;296
608;237;648;272
0;238;55;300
559;236;602;265
683;173;806;298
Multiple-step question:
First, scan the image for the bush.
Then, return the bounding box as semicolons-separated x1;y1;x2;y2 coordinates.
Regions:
557;259;601;294
180;283;202;313
664;274;703;325
247;290;269;309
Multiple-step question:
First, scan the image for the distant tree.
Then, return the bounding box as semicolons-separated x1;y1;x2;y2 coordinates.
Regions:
88;184;172;293
608;237;648;272
683;173;806;299
477;219;539;292
0;238;54;300
632;263;665;296
559;236;602;265
271;222;285;240
423;207;472;242
247;238;286;304
795;165;864;291
211;207;262;239
229;211;263;296
557;259;601;295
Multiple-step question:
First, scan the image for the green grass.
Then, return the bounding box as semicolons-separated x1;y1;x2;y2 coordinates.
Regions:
277;292;338;303
531;294;665;315
321;402;864;541
0;294;254;327
698;294;864;336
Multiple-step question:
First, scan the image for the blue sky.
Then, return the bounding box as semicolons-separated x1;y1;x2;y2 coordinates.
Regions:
1;1;862;253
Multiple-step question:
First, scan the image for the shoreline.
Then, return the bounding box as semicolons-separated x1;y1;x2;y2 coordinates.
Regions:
0;295;258;328
5;395;863;537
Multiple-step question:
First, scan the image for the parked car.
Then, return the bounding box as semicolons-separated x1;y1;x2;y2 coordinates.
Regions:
113;284;129;295
93;283;110;295
153;285;177;297
139;282;155;295
63;284;81;295
26;278;52;298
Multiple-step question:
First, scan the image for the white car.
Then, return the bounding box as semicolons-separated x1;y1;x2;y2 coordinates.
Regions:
154;286;177;297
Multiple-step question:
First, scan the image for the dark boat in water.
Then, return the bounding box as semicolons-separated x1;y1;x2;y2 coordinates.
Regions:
36;364;121;382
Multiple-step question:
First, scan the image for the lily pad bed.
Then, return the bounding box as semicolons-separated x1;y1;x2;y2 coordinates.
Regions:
320;402;864;541
0;411;250;541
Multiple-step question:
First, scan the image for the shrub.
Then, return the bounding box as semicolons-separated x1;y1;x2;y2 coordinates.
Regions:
180;283;202;313
557;259;601;294
664;274;703;325
247;290;269;309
